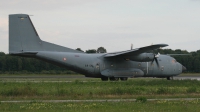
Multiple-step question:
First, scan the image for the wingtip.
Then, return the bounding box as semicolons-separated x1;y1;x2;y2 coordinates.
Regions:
150;44;168;47
157;44;168;47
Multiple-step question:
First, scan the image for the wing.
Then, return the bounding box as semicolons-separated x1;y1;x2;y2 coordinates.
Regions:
167;54;191;56
104;44;168;57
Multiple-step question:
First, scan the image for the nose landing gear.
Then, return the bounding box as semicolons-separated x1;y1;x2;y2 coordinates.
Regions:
167;76;173;80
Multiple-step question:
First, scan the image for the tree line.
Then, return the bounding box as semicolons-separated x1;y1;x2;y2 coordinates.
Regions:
0;47;199;74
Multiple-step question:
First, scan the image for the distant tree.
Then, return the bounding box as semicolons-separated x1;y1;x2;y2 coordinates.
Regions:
76;48;84;52
193;58;200;72
175;49;182;54
0;52;5;56
197;50;200;54
1;47;200;73
86;49;96;53
18;58;22;71
97;47;107;53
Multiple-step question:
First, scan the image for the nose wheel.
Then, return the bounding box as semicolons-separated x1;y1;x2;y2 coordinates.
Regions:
167;76;173;80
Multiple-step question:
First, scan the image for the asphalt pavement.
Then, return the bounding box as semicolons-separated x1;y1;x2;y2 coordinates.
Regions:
0;75;200;80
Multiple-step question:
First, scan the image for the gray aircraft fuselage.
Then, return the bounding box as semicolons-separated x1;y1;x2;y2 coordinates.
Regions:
34;51;183;78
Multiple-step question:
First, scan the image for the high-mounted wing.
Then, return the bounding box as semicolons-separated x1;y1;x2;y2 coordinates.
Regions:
167;54;191;56
104;44;168;58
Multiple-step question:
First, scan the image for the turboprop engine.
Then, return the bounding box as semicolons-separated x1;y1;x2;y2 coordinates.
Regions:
128;53;155;62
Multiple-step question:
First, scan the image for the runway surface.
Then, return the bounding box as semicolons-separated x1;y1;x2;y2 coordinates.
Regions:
1;98;199;103
1;75;200;80
0;75;86;79
173;76;200;80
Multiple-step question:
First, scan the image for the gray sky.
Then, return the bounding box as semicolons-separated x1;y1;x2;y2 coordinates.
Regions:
1;0;200;53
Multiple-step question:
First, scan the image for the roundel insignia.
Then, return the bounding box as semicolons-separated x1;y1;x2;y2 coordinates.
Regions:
63;58;67;61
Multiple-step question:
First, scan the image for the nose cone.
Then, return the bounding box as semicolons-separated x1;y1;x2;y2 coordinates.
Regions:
182;66;187;72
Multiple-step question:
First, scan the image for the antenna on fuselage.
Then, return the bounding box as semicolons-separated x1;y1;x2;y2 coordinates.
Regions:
131;44;133;50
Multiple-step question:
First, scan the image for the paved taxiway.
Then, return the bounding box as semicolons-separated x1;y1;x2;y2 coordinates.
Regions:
1;75;200;80
173;76;200;80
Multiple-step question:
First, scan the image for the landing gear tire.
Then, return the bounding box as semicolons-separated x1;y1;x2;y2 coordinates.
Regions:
109;77;119;81
120;77;128;81
167;77;173;80
101;76;108;81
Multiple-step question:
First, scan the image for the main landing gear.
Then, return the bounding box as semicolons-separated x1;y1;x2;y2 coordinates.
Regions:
101;76;128;81
101;76;108;81
120;77;128;81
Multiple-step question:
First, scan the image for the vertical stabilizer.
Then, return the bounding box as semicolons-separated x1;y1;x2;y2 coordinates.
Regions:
9;14;81;54
9;14;42;53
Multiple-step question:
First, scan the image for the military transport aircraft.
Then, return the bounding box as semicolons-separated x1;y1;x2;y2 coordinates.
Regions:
9;14;186;81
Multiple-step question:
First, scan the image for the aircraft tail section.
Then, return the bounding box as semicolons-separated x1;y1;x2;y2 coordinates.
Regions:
9;14;81;54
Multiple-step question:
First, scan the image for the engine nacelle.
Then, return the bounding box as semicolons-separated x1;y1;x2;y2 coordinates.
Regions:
128;53;154;62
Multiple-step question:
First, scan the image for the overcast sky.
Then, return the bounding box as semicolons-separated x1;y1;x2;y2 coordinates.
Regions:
1;0;200;53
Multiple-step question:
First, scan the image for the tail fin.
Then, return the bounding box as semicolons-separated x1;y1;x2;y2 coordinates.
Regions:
9;14;80;54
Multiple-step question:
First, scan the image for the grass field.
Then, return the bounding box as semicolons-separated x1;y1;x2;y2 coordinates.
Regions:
0;73;200;111
1;100;200;112
0;78;200;100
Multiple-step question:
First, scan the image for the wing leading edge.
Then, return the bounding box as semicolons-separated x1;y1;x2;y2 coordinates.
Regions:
104;44;168;58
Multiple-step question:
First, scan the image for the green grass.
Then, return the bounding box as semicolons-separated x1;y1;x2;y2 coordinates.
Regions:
0;100;200;112
1;74;200;111
0;79;200;100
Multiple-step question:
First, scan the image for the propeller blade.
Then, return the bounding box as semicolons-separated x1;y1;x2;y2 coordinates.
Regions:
155;58;159;67
151;53;160;68
155;52;160;58
151;54;156;65
151;59;154;65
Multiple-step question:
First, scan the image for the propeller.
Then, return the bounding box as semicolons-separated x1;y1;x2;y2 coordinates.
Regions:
151;52;160;67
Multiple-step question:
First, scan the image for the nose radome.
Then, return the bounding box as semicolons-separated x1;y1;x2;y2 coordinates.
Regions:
182;66;187;72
